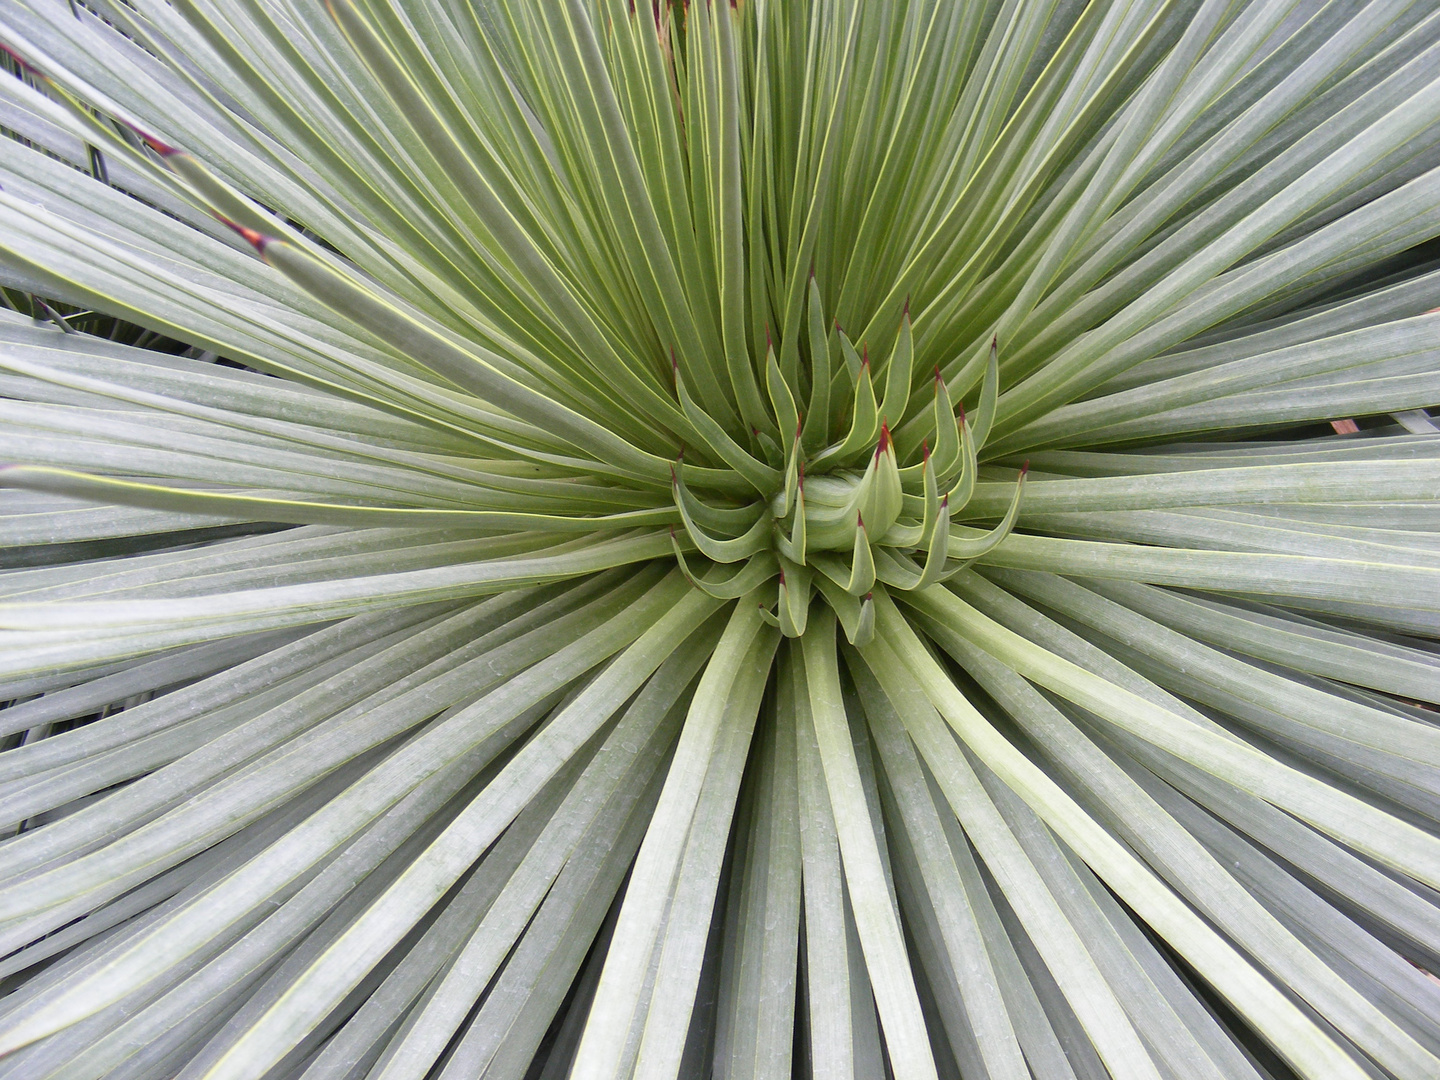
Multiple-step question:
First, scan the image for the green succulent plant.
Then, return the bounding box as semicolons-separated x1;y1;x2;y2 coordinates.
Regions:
1;0;1440;1077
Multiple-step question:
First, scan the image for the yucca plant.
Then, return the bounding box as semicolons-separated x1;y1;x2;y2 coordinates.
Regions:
0;0;1439;1077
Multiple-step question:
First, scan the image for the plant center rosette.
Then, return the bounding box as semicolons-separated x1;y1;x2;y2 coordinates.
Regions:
668;290;1025;642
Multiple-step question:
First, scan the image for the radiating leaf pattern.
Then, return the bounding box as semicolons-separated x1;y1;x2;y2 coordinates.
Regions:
1;1;1438;1077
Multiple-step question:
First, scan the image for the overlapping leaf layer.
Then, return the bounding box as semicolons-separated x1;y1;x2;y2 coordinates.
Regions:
1;1;1439;1078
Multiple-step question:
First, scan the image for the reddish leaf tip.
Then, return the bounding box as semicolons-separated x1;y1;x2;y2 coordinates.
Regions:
118;120;178;157
217;217;271;253
143;135;179;157
0;43;40;76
